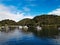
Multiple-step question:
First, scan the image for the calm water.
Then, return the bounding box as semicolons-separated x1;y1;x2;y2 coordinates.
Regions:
0;28;60;45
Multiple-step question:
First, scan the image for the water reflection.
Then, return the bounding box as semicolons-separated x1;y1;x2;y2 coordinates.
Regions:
28;27;60;38
0;28;60;45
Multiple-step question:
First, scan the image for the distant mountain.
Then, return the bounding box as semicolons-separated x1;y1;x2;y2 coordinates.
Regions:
0;19;17;26
17;18;35;26
1;14;60;26
33;14;60;26
18;14;60;26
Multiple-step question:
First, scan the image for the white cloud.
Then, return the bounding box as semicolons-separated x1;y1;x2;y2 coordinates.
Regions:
48;8;60;16
0;4;33;22
23;7;31;12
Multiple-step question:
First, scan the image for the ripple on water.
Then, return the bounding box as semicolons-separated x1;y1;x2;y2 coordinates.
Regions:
0;28;60;45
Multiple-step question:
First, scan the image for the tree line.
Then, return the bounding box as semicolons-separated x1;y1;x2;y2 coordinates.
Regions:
0;14;60;27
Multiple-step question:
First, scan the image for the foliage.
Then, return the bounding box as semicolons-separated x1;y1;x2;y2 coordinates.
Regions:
0;14;60;27
33;14;59;25
18;14;60;27
0;19;17;26
18;18;36;26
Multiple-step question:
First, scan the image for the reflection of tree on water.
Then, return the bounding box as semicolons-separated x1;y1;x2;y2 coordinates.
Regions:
28;26;37;32
1;27;16;32
39;29;59;38
28;27;60;38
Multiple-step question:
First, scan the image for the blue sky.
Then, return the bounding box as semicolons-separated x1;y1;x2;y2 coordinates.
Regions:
0;0;60;21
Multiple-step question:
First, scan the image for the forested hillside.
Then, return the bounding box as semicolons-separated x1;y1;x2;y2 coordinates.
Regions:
0;14;60;27
18;14;60;27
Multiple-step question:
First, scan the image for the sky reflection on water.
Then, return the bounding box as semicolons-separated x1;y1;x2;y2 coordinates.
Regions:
0;28;60;45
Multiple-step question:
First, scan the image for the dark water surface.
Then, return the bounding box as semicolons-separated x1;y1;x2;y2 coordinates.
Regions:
0;28;60;45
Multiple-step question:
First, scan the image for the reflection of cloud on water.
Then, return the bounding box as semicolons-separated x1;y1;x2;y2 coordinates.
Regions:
0;28;60;45
0;28;34;43
52;38;60;45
